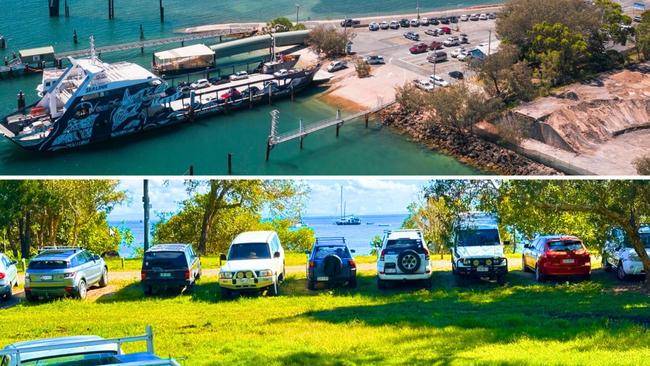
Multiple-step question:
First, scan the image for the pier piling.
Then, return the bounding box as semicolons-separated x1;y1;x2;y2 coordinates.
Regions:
188;165;194;176
73;30;78;45
0;37;6;49
140;24;144;40
17;91;25;111
365;114;369;128
107;0;115;19
159;0;165;23
64;0;69;16
227;153;233;175
49;0;60;17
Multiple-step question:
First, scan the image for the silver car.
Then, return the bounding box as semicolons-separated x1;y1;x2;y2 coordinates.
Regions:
0;254;19;300
25;247;108;301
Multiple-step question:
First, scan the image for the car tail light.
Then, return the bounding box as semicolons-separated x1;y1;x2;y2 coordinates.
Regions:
63;272;76;278
0;272;4;280
423;246;430;260
348;259;356;269
184;270;191;280
141;271;147;280
380;250;386;261
64;287;73;294
308;261;315;268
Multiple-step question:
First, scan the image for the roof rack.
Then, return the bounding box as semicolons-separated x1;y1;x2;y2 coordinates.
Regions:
0;326;180;366
38;246;83;252
315;237;347;245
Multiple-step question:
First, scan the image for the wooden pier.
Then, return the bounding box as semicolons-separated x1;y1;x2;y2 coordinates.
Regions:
54;27;256;61
265;101;395;161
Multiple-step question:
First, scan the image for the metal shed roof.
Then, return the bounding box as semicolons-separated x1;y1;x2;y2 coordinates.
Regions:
154;44;214;60
19;46;55;58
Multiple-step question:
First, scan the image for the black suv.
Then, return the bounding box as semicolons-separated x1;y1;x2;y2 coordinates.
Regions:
141;244;201;295
399;18;410;28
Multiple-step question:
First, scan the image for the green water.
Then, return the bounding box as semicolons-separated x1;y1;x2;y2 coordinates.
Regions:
0;0;489;175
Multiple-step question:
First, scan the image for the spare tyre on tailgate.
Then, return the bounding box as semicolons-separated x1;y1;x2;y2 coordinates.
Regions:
397;249;421;273
323;255;343;277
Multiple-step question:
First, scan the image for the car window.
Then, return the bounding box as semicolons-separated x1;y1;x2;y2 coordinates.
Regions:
386;238;422;249
314;246;351;259
536;238;546;252
0;256;9;268
70;254;81;267
457;229;500;247
547;240;584;252
28;260;68;270
21;352;121;366
228;243;271;260
617;229;650;248
143;251;187;269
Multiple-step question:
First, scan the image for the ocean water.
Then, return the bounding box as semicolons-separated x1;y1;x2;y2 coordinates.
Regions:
0;0;489;175
112;214;408;257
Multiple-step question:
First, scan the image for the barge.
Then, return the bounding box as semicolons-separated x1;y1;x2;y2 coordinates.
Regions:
0;52;318;152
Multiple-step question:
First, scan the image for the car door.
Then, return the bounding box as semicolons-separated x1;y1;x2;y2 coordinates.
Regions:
271;236;282;275
80;252;100;284
5;256;18;285
523;239;536;269
609;229;625;267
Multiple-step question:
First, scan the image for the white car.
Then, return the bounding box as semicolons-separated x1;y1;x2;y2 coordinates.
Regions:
190;78;211;89
376;229;432;289
420;17;429;26
451;212;508;285
0;253;18;300
479;13;488;20
603;226;650;280
218;231;286;299
229;71;249;81
369;22;380;31
460;14;469;21
327;60;348;72
364;55;385;65
379;21;390;29
410;19;420;27
430;75;449;87
389;20;400;29
451;47;466;58
273;69;289;78
457;51;470;61
414;79;434;91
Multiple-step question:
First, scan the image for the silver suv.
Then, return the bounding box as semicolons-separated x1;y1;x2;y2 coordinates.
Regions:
25;247;108;301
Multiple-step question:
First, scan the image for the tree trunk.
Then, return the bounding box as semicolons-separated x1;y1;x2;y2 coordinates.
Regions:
627;225;650;287
198;182;219;254
6;225;18;258
19;211;31;258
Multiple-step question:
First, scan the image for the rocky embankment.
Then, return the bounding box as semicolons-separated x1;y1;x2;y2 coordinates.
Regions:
381;105;560;175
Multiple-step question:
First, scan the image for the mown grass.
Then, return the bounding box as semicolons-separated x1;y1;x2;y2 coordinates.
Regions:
2;267;648;365
104;252;377;271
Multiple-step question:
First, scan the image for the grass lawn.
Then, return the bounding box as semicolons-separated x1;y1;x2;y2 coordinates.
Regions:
104;252;378;271
2;268;649;365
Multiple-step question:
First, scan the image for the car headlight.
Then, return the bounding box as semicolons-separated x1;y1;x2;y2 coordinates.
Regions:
472;259;480;266
219;272;233;279
462;259;471;266
259;269;273;277
485;259;493;265
63;272;76;278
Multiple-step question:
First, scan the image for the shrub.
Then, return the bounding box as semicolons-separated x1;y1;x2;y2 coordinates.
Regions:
307;24;355;58
354;57;371;78
634;155;650;175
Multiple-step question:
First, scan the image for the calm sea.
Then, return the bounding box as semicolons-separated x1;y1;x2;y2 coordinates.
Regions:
0;1;487;175
111;213;408;257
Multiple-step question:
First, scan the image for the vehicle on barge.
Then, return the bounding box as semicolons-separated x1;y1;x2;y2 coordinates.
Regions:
0;43;318;152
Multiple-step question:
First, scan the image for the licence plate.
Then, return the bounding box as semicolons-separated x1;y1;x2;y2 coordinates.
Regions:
385;268;397;274
562;259;575;264
159;273;171;278
239;278;250;284
477;266;489;272
40;275;53;281
317;276;329;281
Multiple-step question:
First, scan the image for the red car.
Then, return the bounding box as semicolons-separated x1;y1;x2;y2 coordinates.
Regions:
522;235;591;281
429;41;443;50
409;43;429;54
440;26;451;34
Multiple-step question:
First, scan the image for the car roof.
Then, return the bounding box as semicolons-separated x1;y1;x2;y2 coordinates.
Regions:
232;231;276;245
34;249;82;261
147;244;190;252
539;235;581;242
386;230;422;240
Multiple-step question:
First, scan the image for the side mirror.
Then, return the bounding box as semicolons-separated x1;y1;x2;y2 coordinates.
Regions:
93;254;101;261
273;251;281;258
220;253;227;261
304;250;310;255
10;260;17;266
350;249;356;254
504;240;511;246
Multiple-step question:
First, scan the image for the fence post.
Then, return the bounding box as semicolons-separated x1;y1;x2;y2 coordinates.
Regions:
121;257;125;269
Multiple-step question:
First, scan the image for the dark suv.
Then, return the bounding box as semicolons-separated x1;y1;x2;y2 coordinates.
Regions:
305;237;357;290
141;244;201;295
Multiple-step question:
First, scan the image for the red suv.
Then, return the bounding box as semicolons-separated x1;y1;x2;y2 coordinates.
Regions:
522;235;591;282
440;26;452;34
429;41;443;50
409;43;429;54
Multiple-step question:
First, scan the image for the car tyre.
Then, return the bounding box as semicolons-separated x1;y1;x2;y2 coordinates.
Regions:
617;261;628;281
496;274;506;285
143;286;153;296
377;278;387;290
3;285;11;300
268;281;279;296
25;292;37;302
76;280;88;300
220;287;231;300
307;280;317;291
535;265;546;283
522;256;531;273
602;256;612;272
348;276;357;289
98;268;108;288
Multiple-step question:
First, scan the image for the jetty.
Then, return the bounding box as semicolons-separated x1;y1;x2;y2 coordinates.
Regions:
265;101;395;160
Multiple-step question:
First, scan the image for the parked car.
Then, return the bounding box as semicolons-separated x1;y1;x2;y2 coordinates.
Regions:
602;226;650;280
327;60;348;72
364;55;385;65
390;20;401;29
414;79;435;91
429;41;444;50
0;326;181;366
451;212;508;285
376;229;432;289
218;231;286;299
190;78;211;89
443;37;460;47
341;18;360;27
479;13;488;20
460;14;469;21
24;247;108;301
425;29;439;36
404;31;420;41
456;50;470;61
523;235;591;282
430;17;440;25
460;33;469;43
470;14;480;21
448;70;464;79
380;21;390;29
0;254;18;300
141;244;201;295
400;18;410;27
273;69;290;78
427;51;448;63
449;16;459;23
451;47;466;58
409;42;429;54
440;26;452;34
410;19;420;27
369;22;380;31
430;74;449;87
229;71;249;81
420;17;429;26
488;12;497;19
305;237;357;290
634;15;642;22
440;17;450;24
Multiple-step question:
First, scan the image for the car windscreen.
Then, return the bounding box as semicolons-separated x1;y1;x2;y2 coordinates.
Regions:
457;229;500;246
620;231;650;248
28;260;68;270
228;243;271;260
386;238;421;249
143;251;187;269
21;352;120;366
314;246;351;259
547;240;584;251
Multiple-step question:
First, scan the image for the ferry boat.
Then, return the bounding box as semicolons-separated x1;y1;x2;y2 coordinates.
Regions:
0;41;319;152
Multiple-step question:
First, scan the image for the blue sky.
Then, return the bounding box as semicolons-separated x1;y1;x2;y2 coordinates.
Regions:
109;179;429;221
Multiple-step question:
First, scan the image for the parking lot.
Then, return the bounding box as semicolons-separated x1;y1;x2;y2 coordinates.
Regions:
350;16;500;85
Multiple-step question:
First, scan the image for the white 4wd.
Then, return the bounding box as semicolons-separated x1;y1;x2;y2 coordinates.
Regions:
603;227;650;280
376;229;432;289
218;231;285;299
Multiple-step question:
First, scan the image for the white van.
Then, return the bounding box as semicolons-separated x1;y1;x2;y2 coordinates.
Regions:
218;231;285;299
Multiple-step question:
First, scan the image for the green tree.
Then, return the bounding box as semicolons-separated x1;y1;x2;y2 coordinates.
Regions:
636;11;650;59
266;17;306;32
594;0;633;45
472;44;536;101
307;24;355;58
